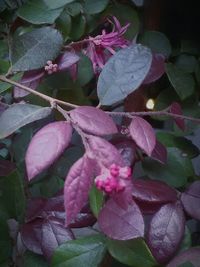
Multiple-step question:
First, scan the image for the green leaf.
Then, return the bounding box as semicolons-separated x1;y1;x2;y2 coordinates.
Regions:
175;54;197;73
0;219;12;263
142;148;190;188
11;27;63;71
22;251;48;267
140;31;171;58
17;0;63;24
179;227;192;252
56;11;72;40
77;54;94;86
83;0;109;15
166;63;195;100
69;15;86;40
0;73;22;94
43;0;75;9
0;103;52;139
0;171;25;222
107;238;157;267
65;2;82;16
178;262;194;267
51;235;106;267
89;186;104;218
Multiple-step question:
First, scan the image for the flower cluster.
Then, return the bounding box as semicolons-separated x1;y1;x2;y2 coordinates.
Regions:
95;163;131;194
85;17;130;73
44;60;58;75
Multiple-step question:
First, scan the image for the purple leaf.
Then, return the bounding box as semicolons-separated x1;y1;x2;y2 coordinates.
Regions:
181;181;200;221
147;202;185;264
64;155;94;226
21;216;74;260
14;69;45;98
25;121;72;180
69;211;96;228
70;106;118;136
167;248;200;267
129;116;156;156
134;200;162;215
151;140;167;164
98;198;144;240
112;180;133;210
143;53;165;84
57;51;80;71
170;102;185;131
132;179;177;204
0;159;16;176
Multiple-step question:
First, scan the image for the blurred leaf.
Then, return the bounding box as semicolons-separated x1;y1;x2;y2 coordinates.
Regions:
56;11;71;40
0;219;12;263
83;0;109;15
77;54;93;86
69;14;86;40
22;251;48;267
0;73;22;94
65;2;82;16
175;54;197;73
17;0;63;24
179;227;192;252
11;27;63;71
43;0;75;9
89;185;104;218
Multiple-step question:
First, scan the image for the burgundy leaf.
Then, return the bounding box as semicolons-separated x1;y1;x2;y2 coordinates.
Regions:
14;70;45;98
25;121;72;180
167;247;200;267
69;212;96;228
147;202;185;264
69;63;78;81
98;198;144;240
132;179;177;204
64;155;94;226
0;159;16;176
57;51;80;71
70;106;118;136
26;198;47;222
135;200;163;215
151;140;167;164
143;53;165;84
170;102;185;131
129;116;156;156
21;217;74;260
181;181;200;220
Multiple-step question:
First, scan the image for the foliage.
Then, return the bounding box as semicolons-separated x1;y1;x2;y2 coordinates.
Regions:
0;1;200;267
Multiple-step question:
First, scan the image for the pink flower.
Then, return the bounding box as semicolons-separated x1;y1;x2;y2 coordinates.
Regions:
85;16;130;73
95;163;131;194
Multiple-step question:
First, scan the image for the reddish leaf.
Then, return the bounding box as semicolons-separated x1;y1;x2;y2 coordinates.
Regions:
151;140;167;164
181;181;200;220
129;116;156;156
112;180;133;210
143;53;165;84
14;70;45;98
170;102;185;131
135;200;162;215
167;248;200;267
64;156;94;226
0;159;16;176
70;106;118;136
98;198;144;240
21;217;74;260
132;179;177;204
147;202;185;264
69;212;96;228
25;121;72;180
57;51;80;71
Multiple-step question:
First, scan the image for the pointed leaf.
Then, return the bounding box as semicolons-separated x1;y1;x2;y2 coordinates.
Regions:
181;181;200;221
51;235;106;267
89;186;104;218
70;106;118;136
11;27;63;71
151;140;167;164
64;156;94;225
25;121;72;180
98;198;144;240
170;102;185;131
167;248;200;267
97;44;152;105
147;202;185;264
57;52;80;71
0;104;52;139
129;116;156;156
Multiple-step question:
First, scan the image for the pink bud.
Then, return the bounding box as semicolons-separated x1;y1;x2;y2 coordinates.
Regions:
119;166;131;179
47;60;52;65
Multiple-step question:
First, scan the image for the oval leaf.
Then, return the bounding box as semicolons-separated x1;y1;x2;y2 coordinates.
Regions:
170;102;185;131
64;156;94;225
147;202;185;264
167;248;200;267
0;104;52;139
97;44;152;105
70;106;118;136
151;140;167;164
11;27;63;71
129;116;156;156
181;181;200;221
98;198;144;240
57;51;79;71
25;121;72;180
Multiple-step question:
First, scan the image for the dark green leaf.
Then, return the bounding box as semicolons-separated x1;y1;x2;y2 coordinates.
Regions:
89;186;104;218
0;219;11;263
0;73;22;94
166;63;195;100
69;15;86;40
51;235;106;267
178;262;194;267
175;54;197;73
43;0;75;9
56;11;71;40
140;31;171;58
83;0;109;14
107;238;157;267
17;0;63;24
11;27;63;71
65;2;82;16
77;54;94;86
179;227;192;252
22;251;48;267
0;104;52;139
